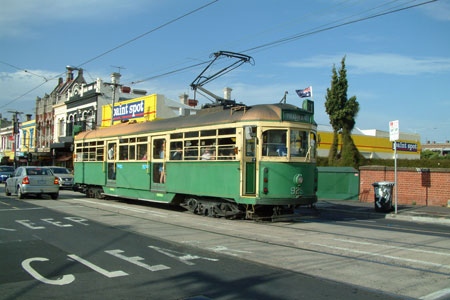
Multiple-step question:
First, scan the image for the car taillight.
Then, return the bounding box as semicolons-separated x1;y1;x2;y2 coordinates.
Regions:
22;177;30;184
54;177;59;185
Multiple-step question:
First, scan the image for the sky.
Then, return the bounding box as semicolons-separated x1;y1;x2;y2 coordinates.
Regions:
1;0;449;143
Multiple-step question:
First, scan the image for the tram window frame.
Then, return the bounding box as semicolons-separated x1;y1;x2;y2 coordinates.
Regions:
262;129;287;157
170;141;183;160
75;141;105;162
290;129;308;158
261;128;314;160
184;139;199;160
167;127;236;161
75;142;83;162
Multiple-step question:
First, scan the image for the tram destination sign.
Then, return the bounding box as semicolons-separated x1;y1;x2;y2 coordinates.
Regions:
282;110;311;123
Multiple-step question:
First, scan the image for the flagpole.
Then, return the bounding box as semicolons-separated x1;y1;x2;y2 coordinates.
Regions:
310;86;313;101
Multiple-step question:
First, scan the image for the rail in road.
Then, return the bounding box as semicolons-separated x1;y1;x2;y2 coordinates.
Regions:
2;191;450;300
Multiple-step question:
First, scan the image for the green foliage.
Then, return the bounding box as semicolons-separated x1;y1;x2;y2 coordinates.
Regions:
324;56;361;168
317;156;450;169
421;149;450;160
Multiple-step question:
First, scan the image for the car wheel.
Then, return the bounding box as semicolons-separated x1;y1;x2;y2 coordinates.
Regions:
17;186;25;199
50;193;59;200
5;184;11;196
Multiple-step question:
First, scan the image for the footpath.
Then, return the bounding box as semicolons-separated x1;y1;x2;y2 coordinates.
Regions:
314;199;450;225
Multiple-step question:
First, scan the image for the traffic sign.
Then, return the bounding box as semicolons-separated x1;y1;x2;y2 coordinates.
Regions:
389;120;399;142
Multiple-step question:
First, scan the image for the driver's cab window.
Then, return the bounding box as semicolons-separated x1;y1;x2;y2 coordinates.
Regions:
290;130;308;157
262;130;287;157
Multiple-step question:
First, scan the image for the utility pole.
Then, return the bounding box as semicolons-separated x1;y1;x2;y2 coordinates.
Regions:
8;110;23;169
110;72;122;126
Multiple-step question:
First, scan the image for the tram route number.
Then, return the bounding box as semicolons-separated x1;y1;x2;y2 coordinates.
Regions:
22;245;219;286
290;186;302;196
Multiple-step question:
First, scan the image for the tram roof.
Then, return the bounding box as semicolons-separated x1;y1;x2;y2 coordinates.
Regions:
75;103;310;140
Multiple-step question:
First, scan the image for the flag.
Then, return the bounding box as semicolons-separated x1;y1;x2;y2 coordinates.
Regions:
296;86;312;98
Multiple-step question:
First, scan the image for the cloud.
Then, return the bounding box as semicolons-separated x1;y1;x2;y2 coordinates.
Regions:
421;1;450;21
283;53;450;75
0;70;61;113
0;0;154;38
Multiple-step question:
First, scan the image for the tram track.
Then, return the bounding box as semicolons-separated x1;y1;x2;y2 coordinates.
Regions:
19;196;450;299
47;197;450;277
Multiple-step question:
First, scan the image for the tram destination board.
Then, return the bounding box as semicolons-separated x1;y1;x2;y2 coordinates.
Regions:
282;110;312;123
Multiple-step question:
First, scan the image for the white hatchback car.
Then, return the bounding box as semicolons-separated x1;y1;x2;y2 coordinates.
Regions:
5;166;60;199
48;166;74;189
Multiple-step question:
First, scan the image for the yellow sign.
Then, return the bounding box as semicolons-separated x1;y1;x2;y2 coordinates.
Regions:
101;95;159;127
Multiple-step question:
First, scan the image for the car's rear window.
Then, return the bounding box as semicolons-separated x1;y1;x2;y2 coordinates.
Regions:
0;166;14;172
26;168;51;176
50;168;70;174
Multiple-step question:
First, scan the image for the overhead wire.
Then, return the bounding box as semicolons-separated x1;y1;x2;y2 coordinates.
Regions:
0;0;220;110
243;0;436;54
127;0;436;86
0;60;49;81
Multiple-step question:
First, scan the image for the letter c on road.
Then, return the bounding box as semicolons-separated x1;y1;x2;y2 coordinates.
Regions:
22;257;75;285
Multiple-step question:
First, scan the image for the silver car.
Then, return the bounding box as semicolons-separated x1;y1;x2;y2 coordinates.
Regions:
5;166;59;199
48;166;74;189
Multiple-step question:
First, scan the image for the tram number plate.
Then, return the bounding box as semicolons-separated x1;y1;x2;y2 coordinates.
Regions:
290;187;302;195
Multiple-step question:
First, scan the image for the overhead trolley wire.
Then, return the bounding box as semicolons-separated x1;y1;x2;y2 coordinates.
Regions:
75;0;220;69
127;0;437;86
0;0;220;110
242;0;437;54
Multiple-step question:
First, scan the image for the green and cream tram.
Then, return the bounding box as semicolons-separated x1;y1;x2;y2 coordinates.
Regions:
74;100;318;218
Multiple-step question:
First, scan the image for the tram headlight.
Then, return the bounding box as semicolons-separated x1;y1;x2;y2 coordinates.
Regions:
293;174;303;185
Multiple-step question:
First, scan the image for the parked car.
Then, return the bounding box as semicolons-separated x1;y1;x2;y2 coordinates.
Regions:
5;166;59;199
0;166;14;183
47;166;74;189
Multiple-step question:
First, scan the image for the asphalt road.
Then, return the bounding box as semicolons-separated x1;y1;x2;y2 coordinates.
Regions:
0;192;405;300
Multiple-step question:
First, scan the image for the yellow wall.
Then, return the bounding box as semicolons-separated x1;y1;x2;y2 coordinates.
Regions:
101;94;159;127
19;120;36;153
318;131;421;158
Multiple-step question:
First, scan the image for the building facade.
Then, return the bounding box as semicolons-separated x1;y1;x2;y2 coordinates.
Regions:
317;124;421;160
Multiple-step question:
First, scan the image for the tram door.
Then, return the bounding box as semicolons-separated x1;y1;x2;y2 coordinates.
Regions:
106;141;117;184
151;136;166;190
243;126;257;195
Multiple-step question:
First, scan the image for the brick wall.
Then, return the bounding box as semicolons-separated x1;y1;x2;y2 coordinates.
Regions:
359;166;450;207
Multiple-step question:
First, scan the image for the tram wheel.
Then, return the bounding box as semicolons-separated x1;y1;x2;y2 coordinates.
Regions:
186;198;199;214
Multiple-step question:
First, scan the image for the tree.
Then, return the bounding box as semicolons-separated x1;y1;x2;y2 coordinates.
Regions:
324;56;362;168
324;65;341;165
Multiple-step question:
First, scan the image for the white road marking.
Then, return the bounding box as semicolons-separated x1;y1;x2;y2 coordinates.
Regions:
41;218;73;228
420;288;450;300
331;238;450;257
311;243;450;270
0;227;16;231
149;245;219;265
22;257;75;285
15;220;45;230
105;249;170;272
68;254;128;278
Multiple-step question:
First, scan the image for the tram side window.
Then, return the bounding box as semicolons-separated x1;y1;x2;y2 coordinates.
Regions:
290;130;308;157
200;138;216;161
262;130;287;156
218;137;236;160
184;140;198;160
75;143;83;162
119;145;128;160
170;141;183;160
137;144;147;160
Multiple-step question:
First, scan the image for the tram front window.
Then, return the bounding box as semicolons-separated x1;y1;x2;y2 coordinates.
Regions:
262;130;287;157
290;130;308;157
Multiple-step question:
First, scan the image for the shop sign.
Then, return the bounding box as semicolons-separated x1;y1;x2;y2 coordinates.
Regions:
392;142;418;152
113;100;145;122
